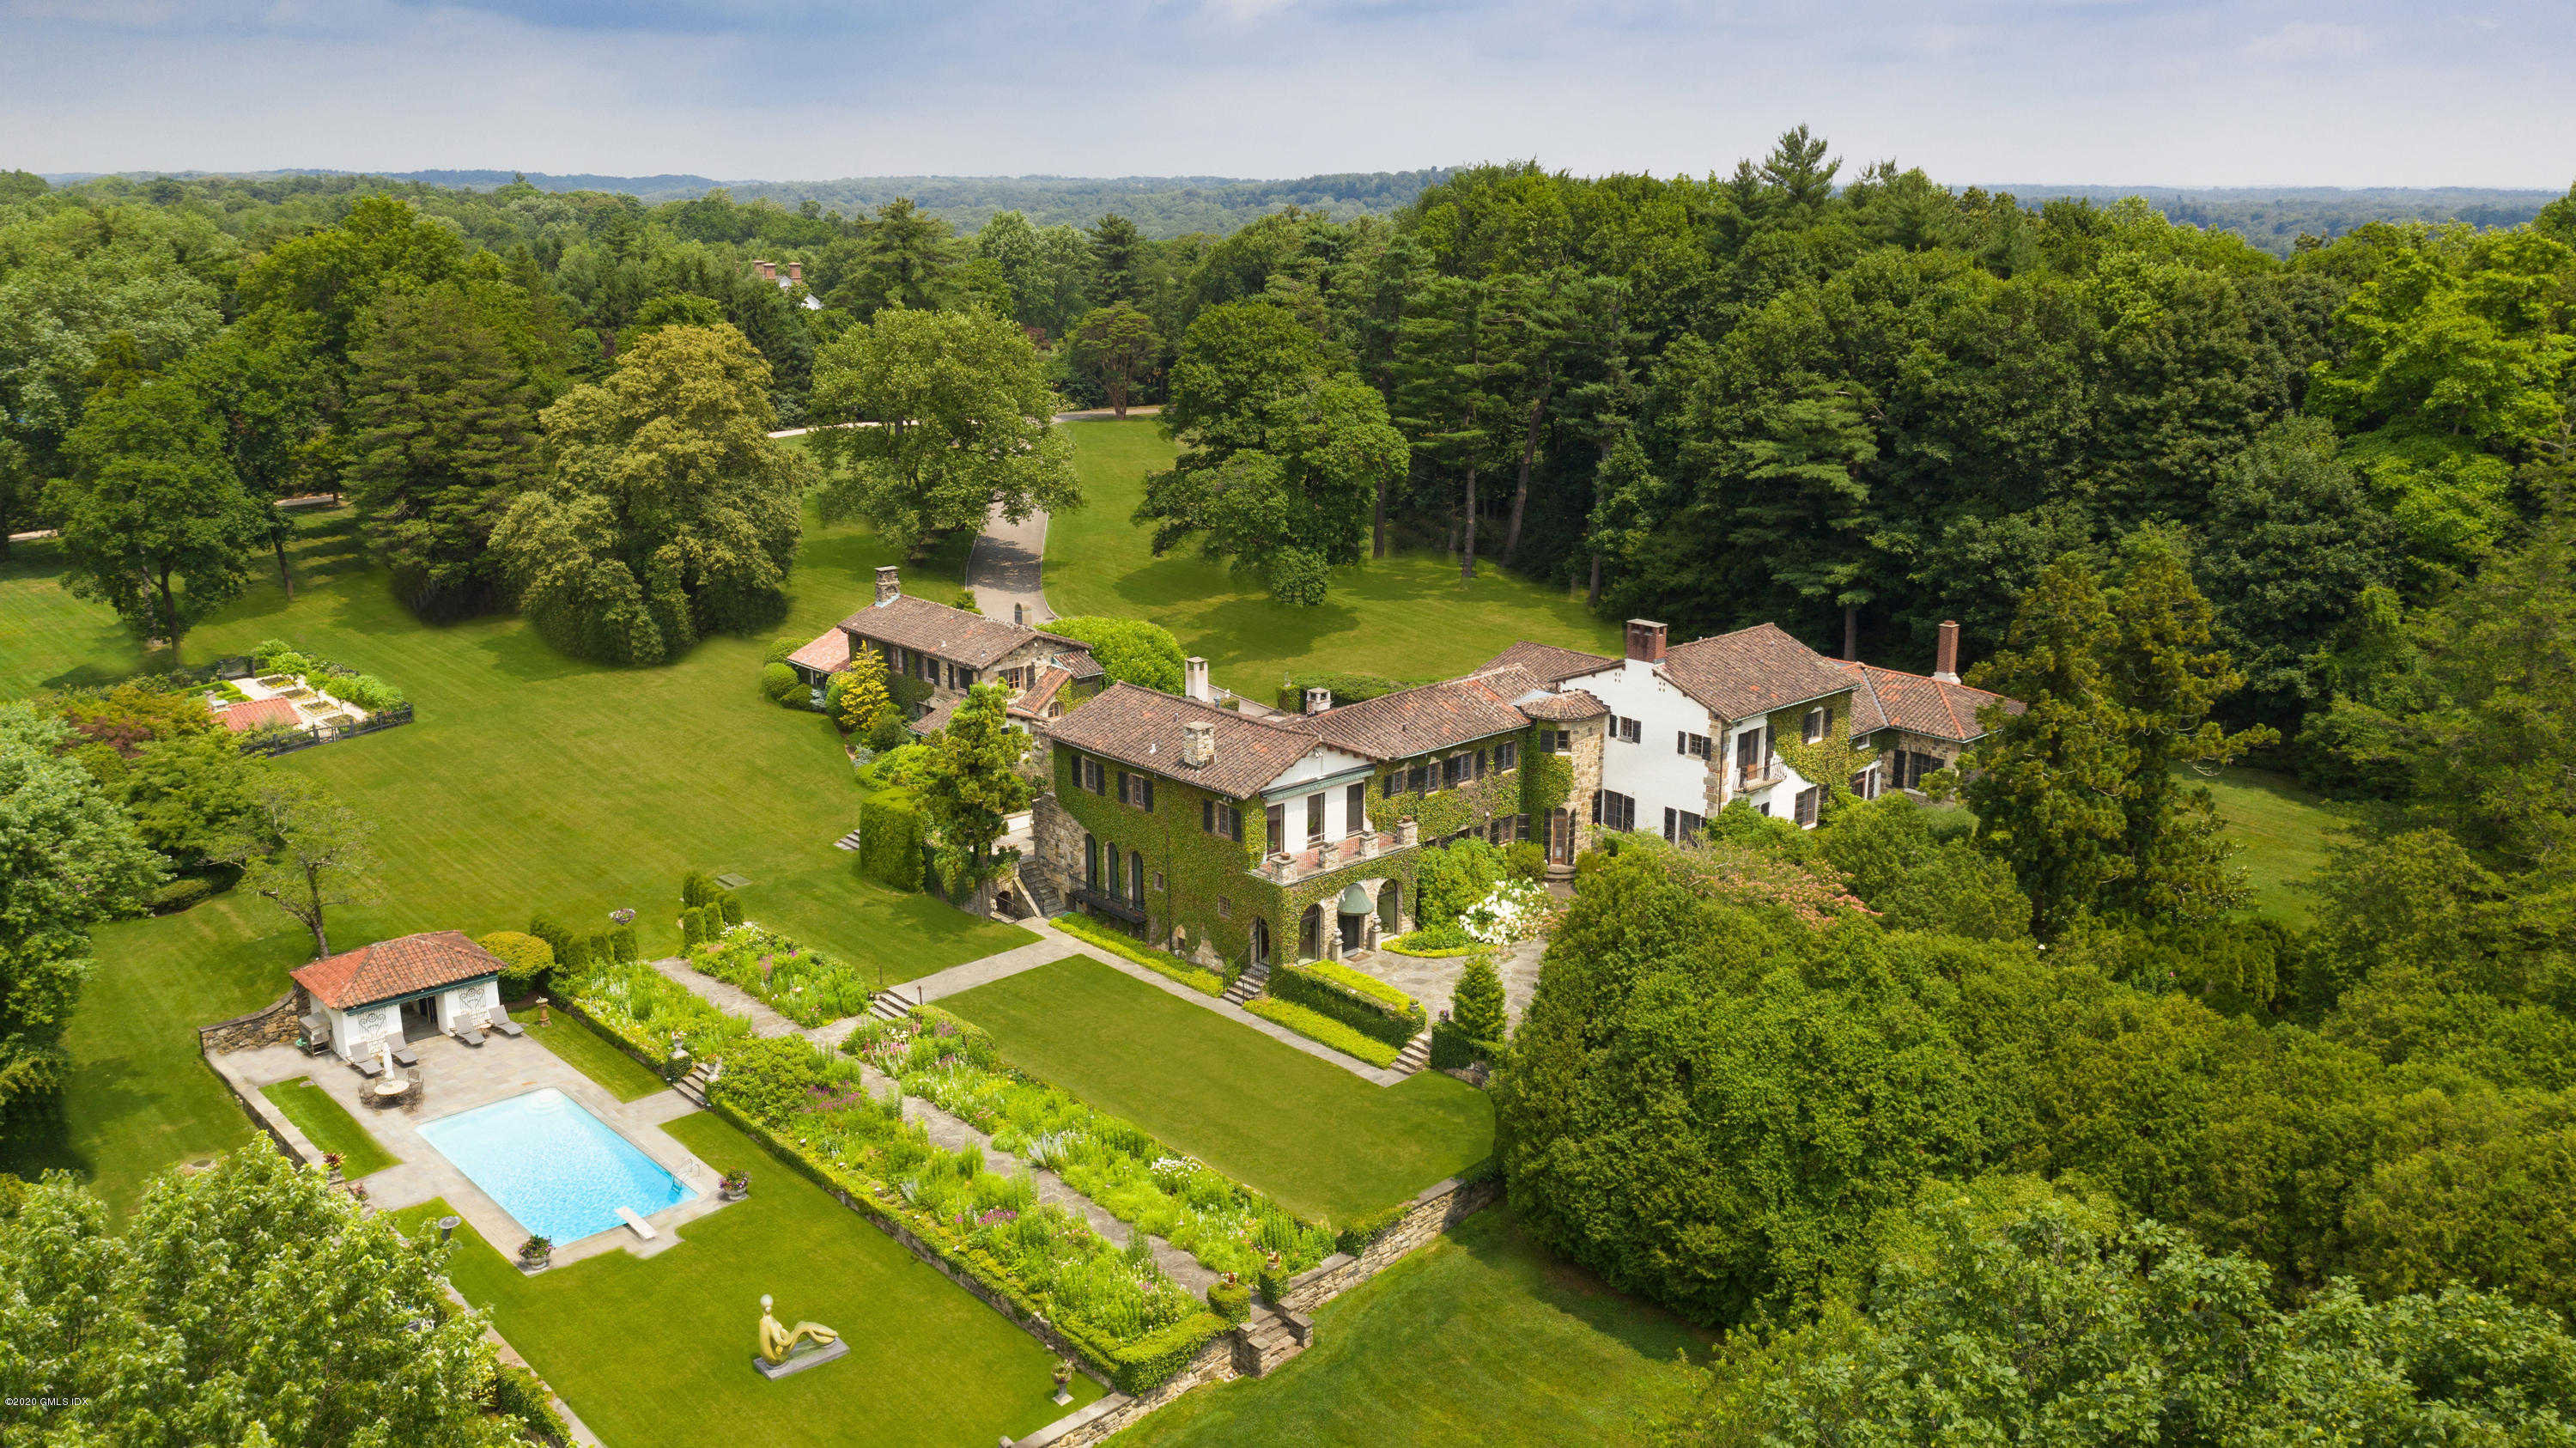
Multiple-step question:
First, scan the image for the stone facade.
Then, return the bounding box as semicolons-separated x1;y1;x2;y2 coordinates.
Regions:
1551;715;1607;872
200;991;302;1054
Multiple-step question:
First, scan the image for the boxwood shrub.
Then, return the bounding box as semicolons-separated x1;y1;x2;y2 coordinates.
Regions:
860;789;926;891
1266;961;1425;1049
761;661;806;706
1244;996;1401;1068
1428;1018;1502;1073
477;930;555;997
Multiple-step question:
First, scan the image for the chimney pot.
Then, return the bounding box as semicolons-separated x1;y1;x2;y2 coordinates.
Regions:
874;566;901;605
1626;619;1668;664
1934;620;1961;684
1181;721;1214;769
1304;687;1333;715
1184;657;1212;704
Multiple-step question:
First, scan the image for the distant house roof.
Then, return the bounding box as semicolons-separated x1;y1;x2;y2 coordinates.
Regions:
1048;682;1335;798
1651;624;1856;723
841;593;1071;671
787;629;852;674
1515;688;1607;721
1478;640;1620;685
1300;667;1543;759
1834;661;2020;745
292;930;503;1011
216;697;301;734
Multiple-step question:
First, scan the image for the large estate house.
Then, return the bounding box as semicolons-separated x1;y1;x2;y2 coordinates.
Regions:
785;567;1106;730
1026;618;2017;974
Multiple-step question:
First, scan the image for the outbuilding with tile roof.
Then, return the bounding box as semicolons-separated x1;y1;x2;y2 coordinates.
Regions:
289;930;507;1063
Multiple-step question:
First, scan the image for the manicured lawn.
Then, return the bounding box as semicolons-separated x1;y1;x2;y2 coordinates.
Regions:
0;502;1030;1212
1050;420;1623;700
1118;1207;1708;1448
509;1005;670;1103
394;1112;1098;1448
258;1076;401;1177
939;955;1493;1225
2192;764;2347;928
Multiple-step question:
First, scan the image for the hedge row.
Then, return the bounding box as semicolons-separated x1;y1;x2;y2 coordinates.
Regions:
1273;671;1431;711
1267;960;1425;1049
860;789;926;891
1054;912;1225;996
1245;996;1401;1068
705;1092;1229;1393
1429;1018;1504;1073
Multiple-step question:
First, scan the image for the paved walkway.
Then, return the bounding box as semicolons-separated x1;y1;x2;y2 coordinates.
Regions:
1340;938;1544;1029
966;405;1160;624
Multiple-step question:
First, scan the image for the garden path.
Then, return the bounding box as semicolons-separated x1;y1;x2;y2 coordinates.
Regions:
649;951;1224;1299
963;405;1163;625
1343;939;1545;1030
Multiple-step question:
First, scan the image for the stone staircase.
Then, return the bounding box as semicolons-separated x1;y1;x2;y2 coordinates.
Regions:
866;989;912;1023
1222;962;1269;1007
1392;1030;1434;1077
672;1061;715;1108
1231;1305;1314;1377
1016;863;1064;918
831;825;864;852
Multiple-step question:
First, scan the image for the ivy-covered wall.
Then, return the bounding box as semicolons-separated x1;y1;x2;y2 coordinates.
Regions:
1362;725;1546;844
1048;743;1271;967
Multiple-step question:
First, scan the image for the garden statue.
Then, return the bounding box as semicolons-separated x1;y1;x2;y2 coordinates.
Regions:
757;1293;840;1366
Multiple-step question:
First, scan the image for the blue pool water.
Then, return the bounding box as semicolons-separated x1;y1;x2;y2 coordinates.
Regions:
416;1088;696;1244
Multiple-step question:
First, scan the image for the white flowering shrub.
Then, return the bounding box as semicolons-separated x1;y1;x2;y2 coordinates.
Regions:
1460;877;1549;944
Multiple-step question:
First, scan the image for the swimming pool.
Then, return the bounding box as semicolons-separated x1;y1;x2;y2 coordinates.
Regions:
417;1088;697;1244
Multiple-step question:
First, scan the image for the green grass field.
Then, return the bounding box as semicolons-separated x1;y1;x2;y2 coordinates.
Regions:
257;1076;400;1177
1120;1206;1706;1448
394;1113;1097;1448
1050;420;1623;699
2192;764;2346;928
939;955;1493;1225
509;1005;670;1102
0;502;1030;1211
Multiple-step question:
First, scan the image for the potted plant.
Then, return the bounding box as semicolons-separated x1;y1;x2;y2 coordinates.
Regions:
720;1171;750;1202
322;1152;345;1183
1050;1356;1075;1405
518;1235;553;1271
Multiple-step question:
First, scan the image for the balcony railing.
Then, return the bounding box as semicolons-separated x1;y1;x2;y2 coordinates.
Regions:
1251;829;1415;885
1067;885;1146;924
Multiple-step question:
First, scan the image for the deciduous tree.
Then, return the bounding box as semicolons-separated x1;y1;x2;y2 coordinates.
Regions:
1070;302;1161;418
915;682;1030;915
217;771;382;961
49;372;264;652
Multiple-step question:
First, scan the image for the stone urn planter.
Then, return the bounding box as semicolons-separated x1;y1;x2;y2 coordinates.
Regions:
518;1235;553;1273
1051;1356;1075;1406
720;1171;750;1202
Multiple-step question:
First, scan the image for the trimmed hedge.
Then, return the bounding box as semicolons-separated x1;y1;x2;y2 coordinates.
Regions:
860;789;926;891
761;661;806;706
1206;1279;1251;1326
527;913;586;972
1054;912;1224;996
1381;930;1485;958
477;931;555;997
150;876;216;914
1428;1018;1504;1073
1267;960;1425;1049
1273;671;1431;711
489;1361;571;1444
1245;996;1401;1068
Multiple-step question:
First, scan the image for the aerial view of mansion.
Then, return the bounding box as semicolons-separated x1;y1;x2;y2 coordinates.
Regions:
1024;617;2014;974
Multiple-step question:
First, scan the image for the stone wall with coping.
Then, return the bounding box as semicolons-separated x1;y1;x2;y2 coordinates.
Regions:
201;991;302;1054
1279;1171;1504;1314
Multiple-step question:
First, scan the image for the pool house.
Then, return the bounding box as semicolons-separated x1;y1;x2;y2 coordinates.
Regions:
290;931;508;1063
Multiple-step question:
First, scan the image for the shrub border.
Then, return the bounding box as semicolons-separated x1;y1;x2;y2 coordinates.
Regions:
1054;913;1225;996
1266;960;1425;1049
1244;996;1401;1068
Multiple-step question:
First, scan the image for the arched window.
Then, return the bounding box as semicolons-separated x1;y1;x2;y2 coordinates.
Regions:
1298;903;1323;959
1084;834;1099;890
1377;880;1402;934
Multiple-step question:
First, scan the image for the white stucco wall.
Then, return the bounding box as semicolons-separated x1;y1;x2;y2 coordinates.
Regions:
439;977;497;1031
1565;659;1720;835
1262;747;1377;844
329;1002;396;1062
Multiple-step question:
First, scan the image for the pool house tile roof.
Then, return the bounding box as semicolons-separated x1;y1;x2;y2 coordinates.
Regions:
292;930;506;1011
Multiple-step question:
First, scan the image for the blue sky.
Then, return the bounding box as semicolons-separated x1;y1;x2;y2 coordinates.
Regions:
3;1;2571;187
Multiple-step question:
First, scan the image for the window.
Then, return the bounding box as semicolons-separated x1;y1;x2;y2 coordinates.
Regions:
959;666;979;690
1795;787;1821;827
1599;790;1637;831
1084;834;1099;889
1850;767;1876;800
1735;727;1767;780
1118;771;1154;811
1803;707;1827;744
1474;747;1489;778
1613;715;1642;745
1152;871;1165;893
1539;729;1564;754
1130;849;1146;903
1080;757;1106;794
1305;791;1325;843
1405;763;1430;794
1217;896;1232;919
1346;782;1368;836
1441;754;1468;788
1664;808;1704;842
1203;798;1242;843
1266;803;1286;855
1678;732;1710;759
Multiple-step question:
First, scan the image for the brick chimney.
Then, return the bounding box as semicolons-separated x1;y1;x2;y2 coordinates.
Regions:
1304;687;1333;715
1933;620;1961;684
1184;656;1212;703
1625;619;1668;664
787;260;802;284
1181;721;1213;769
756;259;776;282
874;566;901;606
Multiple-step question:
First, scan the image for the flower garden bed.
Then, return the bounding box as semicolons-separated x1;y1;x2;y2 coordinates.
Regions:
1243;997;1404;1069
1052;912;1225;997
845;1007;1338;1281
559;958;760;1079
705;1033;1227;1392
687;924;875;1025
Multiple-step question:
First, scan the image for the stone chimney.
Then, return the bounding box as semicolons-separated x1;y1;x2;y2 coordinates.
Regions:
1181;721;1213;769
1304;687;1333;715
1626;619;1668;664
874;566;901;606
1184;657;1212;703
1933;620;1961;684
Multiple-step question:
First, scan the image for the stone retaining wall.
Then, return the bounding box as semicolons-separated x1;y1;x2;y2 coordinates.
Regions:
1279;1172;1504;1315
201;991;301;1054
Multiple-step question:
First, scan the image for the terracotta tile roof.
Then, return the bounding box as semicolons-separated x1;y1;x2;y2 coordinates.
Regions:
1057;648;1104;681
1048;682;1333;798
1833;661;2020;744
1009;665;1072;719
841;593;1042;670
1657;624;1856;723
1301;667;1543;759
1516;688;1607;721
1478;640;1620;685
909;696;962;735
216;697;302;733
291;930;504;1010
787;629;852;673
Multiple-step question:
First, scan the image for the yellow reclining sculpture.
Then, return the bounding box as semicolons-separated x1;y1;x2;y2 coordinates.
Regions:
757;1294;840;1366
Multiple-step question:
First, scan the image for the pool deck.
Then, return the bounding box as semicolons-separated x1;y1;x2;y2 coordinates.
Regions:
210;1030;737;1270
